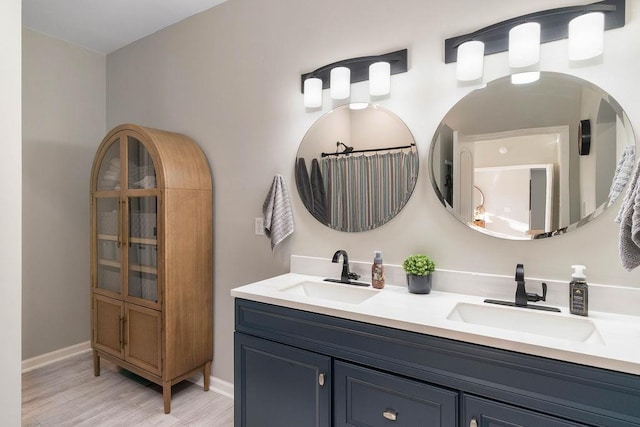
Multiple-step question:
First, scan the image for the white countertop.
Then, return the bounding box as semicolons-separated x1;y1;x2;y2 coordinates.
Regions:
231;272;640;376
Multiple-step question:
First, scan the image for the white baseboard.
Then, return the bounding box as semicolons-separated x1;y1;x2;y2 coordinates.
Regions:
190;375;234;399
22;341;92;373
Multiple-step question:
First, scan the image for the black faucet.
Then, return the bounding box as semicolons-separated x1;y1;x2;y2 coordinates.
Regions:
514;263;528;306
324;250;367;286
514;263;548;307
485;264;559;312
332;250;351;283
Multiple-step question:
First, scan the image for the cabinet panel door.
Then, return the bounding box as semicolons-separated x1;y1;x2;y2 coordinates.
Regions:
335;361;458;427
464;395;587;427
235;333;331;427
125;303;162;375
93;295;123;358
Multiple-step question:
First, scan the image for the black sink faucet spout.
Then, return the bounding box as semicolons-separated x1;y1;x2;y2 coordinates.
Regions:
515;264;528;307
514;263;548;307
484;264;557;312
332;250;350;283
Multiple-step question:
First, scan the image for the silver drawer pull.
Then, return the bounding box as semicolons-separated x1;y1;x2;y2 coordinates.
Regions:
470;417;478;427
383;408;398;421
318;373;325;386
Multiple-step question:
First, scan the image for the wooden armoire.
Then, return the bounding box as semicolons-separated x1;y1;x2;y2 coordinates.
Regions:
90;123;212;413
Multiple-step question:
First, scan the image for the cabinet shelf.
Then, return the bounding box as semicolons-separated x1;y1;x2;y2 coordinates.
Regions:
98;259;120;269
94;190;120;197
130;264;157;274
130;237;157;245
97;235;157;245
98;234;118;241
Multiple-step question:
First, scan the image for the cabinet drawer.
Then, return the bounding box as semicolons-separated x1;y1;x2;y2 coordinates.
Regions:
334;361;457;426
464;395;587;427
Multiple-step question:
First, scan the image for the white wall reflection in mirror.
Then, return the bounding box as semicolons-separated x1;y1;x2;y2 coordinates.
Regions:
430;72;636;240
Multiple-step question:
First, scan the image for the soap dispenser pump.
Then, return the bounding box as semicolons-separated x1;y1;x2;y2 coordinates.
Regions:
569;265;588;316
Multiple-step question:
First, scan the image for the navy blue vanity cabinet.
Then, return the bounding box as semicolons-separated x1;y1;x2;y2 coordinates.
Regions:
463;395;588;427
334;361;458;426
234;332;331;427
234;298;640;427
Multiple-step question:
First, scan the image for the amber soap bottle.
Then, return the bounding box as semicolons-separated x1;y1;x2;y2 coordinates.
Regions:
372;251;385;289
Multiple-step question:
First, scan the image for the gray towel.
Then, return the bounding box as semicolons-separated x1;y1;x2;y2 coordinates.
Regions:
615;158;640;270
608;145;636;207
295;158;313;212
263;175;294;250
310;159;328;224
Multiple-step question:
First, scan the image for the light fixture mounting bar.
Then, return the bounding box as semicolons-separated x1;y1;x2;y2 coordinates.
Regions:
301;49;408;93
444;0;624;64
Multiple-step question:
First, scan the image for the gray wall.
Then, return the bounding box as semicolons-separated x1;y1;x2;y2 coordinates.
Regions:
22;29;106;359
1;0;22;422
105;0;640;384
18;0;640;390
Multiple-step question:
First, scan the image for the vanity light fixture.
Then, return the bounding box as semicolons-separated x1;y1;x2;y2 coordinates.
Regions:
369;61;391;96
330;66;351;100
569;12;605;60
444;0;624;82
300;49;408;108
303;77;323;108
508;22;540;69
511;71;540;85
456;40;485;82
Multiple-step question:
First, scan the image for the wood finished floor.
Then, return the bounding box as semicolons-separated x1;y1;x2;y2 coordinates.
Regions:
22;352;234;426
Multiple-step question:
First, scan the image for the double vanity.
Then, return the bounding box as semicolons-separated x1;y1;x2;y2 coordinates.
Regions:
232;258;640;427
239;65;640;426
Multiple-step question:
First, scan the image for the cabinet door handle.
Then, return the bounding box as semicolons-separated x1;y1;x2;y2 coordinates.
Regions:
119;316;124;347
470;417;478;427
122;198;129;247
318;372;326;386
117;200;122;248
122;316;127;346
383;408;398;421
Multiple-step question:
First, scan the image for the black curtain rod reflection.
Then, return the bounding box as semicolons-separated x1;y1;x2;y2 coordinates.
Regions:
321;143;416;158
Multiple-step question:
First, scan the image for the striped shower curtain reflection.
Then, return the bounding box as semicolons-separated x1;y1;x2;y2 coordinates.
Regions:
322;150;418;232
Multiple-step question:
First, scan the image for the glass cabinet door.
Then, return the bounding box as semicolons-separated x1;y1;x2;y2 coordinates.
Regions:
96;139;121;191
127;196;158;303
125;138;158;303
96;197;121;294
127;136;156;190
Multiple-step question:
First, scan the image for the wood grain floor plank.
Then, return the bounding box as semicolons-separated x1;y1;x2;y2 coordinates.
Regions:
22;352;234;426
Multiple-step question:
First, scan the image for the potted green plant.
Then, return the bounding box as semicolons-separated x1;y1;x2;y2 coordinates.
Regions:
402;254;435;294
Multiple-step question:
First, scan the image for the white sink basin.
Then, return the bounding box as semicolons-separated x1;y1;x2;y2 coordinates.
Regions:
279;281;378;304
447;302;604;344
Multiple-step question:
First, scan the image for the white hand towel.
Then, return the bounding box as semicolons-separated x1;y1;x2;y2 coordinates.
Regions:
263;175;294;250
616;158;640;270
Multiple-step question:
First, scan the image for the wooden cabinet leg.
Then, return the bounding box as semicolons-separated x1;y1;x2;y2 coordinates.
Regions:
203;361;211;391
93;350;100;377
163;381;171;414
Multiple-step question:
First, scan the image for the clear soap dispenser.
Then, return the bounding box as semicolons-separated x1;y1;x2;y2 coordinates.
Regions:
569;265;588;316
